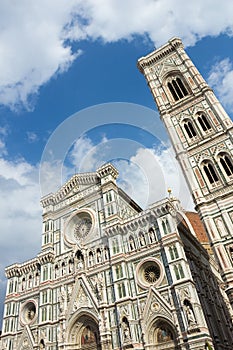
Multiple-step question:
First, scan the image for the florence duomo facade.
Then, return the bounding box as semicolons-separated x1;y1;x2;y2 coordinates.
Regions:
1;39;233;350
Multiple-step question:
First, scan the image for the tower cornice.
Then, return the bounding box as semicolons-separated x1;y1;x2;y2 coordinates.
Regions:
137;37;183;72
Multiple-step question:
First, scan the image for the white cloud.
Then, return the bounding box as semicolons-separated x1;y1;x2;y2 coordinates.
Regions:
26;131;39;143
65;135;193;210
207;58;233;113
0;153;43;321
115;146;194;210
1;0;233;110
0;154;42;325
68;136;99;172
0;0;81;110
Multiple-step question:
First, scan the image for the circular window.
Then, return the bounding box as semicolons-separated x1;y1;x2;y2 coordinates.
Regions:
144;264;160;283
21;301;37;325
64;209;95;245
136;258;163;288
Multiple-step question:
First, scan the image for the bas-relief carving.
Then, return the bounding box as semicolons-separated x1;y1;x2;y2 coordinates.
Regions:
17;327;35;350
119;304;129;318
179;287;191;301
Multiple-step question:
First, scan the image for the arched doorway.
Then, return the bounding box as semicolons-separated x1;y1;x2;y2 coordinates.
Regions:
68;314;101;350
147;319;179;350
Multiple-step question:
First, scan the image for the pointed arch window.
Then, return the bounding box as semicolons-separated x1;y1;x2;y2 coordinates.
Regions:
219;153;233;177
229;247;233;261
118;282;126;298
112;239;120;254
162;218;171;235
198;114;211;132
41;307;47;322
203;162;219;184
107;204;114;216
96;248;102;263
22;277;26;291
88;251;94;266
55;265;59;278
122;316;131;342
169;247;174;260
169;245;179;260
167;77;189;101
28;275;33;289
115;264;123;279
8;281;14;294
184;120;197;139
61;262;66;276
174;264;185;280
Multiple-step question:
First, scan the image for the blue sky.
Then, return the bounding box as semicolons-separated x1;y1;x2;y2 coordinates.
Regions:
1;1;233;327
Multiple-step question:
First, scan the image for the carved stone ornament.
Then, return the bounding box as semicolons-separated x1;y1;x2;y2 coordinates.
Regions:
64;209;94;245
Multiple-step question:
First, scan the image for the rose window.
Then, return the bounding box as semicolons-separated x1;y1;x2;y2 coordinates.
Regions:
136;258;163;288
144;264;160;283
20;301;37;325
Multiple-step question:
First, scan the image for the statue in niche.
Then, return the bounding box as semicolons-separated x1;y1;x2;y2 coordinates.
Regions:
99;309;108;330
77;259;84;269
229;247;233;260
35;272;40;285
67;284;73;302
75;250;84;269
139;233;146;246
58;286;67;313
97;249;102;263
129;236;135;250
34;331;38;343
39;339;45;349
183;299;196;327
104;247;109;260
22;278;26;291
55;266;59;278
68;259;74;272
216;217;228;236
58;322;64;343
89;252;94;266
122;317;131;342
149;229;155;243
95;273;104;301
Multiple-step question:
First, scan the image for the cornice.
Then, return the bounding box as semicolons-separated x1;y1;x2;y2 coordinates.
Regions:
137;37;183;72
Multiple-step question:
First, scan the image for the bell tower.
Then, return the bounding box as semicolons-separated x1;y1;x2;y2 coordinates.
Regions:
138;37;233;307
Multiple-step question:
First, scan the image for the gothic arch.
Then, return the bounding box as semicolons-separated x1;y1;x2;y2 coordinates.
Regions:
165;73;189;102
66;311;101;350
145;317;179;350
195;112;212;133
182;118;197;139
217;152;233;178
201;160;220;186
